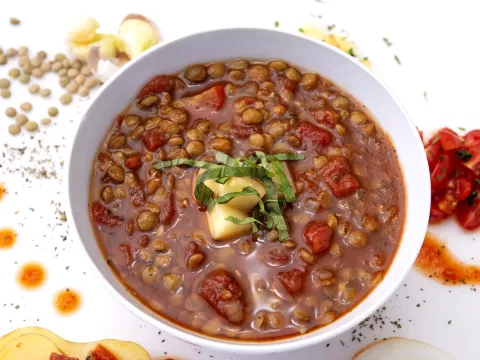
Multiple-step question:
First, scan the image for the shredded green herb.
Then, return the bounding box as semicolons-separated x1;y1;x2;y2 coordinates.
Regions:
153;151;304;241
382;37;393;46
298;28;305;33
458;127;466;131
456;149;473;161
274;21;279;27
474;178;480;186
394;55;402;65
348;48;356;57
424;91;428;101
467;191;478;206
327;24;336;31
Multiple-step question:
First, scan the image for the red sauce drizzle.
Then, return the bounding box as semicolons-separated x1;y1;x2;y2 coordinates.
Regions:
17;262;47;290
54;288;82;315
415;232;480;284
0;228;16;249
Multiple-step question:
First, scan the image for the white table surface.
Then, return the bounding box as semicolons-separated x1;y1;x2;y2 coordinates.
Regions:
0;0;479;359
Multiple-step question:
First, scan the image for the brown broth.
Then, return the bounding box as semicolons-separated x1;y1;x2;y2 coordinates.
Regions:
89;59;405;340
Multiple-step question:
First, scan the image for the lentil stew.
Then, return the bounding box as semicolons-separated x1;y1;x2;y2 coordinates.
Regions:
89;59;405;340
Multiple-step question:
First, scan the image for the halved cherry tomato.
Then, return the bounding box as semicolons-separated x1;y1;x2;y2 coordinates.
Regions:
429;197;449;224
425;137;441;172
463;148;480;175
430;150;457;191
455;192;480;230
437;128;464;151
465;130;480;148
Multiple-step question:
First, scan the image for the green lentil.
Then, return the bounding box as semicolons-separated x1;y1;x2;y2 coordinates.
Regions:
52;62;62;72
17;46;28;56
30;56;42;68
67;68;79;78
58;68;67;76
20;102;32;111
84;77;98;89
0;78;10;89
40;62;51;72
59;76;69;87
8;68;20;78
59;93;72;105
9;17;21;25
54;53;66;61
48;107;59;117
40;118;51;126
5;48;17;57
74;74;86;85
19;74;30;84
15;114;28;125
0;55;8;65
24;121;38;132
28;84;40;94
8;124;21;136
39;88;51;97
37;51;47;59
5;107;17;117
80;66;91;76
1;89;11;98
78;86;89;97
22;65;32;75
66;82;78;94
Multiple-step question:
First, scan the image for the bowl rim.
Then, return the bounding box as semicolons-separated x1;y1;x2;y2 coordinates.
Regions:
65;27;431;354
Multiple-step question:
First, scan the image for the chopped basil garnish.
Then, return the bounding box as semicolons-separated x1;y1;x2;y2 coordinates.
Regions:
456;149;473;161
467;191;478;206
153;151;304;241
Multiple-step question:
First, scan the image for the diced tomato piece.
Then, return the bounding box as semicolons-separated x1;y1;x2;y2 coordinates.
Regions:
185;85;225;111
198;269;244;323
124;155;142;170
319;157;360;197
143;128;165;152
429;197;449;224
425;138;441;172
50;354;79;360
430;151;457;191
455;192;480;230
465;130;480;148
463;148;480;175
309;108;339;128
303;221;332;254
91;344;119;360
91;202;123;226
437;128;464;151
136;75;176;99
294;121;332;151
276;269;305;295
449;177;473;201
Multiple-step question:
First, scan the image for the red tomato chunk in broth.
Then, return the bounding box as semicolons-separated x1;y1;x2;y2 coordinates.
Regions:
89;59;405;340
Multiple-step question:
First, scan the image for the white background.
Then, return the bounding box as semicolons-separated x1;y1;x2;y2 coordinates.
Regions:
0;0;479;359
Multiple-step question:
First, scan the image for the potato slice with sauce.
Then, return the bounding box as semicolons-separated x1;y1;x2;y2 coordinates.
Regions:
217;177;266;211
206;204;252;241
0;326;151;360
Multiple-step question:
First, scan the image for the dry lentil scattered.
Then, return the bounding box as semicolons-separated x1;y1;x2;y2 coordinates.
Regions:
9;17;21;25
1;89;11;98
59;76;69;87
15;114;28;125
37;51;47;60
19;74;30;84
18;46;28;56
48;107;59;117
20;102;33;112
39;88;51;97
28;84;40;94
58;68;67;76
61;59;70;68
67;68;79;78
40;117;51;126
75;74;86;85
52;62;62;72
78;86;89;97
30;56;42;68
5;107;17;117
8;124;21;136
32;68;44;78
0;55;8;65
8;68;20;78
55;53;66;61
22;64;32;75
81;66;91;76
0;78;10;89
18;56;29;67
59;93;72;105
40;62;51;72
66;82;78;94
6;48;17;57
84;77;97;89
24;120;39;132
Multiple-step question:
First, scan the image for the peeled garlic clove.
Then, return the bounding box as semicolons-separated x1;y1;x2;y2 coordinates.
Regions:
353;337;455;360
118;14;160;59
68;17;100;44
71;34;118;62
87;47;129;83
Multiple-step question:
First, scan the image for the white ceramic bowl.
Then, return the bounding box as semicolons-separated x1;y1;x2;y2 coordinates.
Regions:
67;28;430;354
